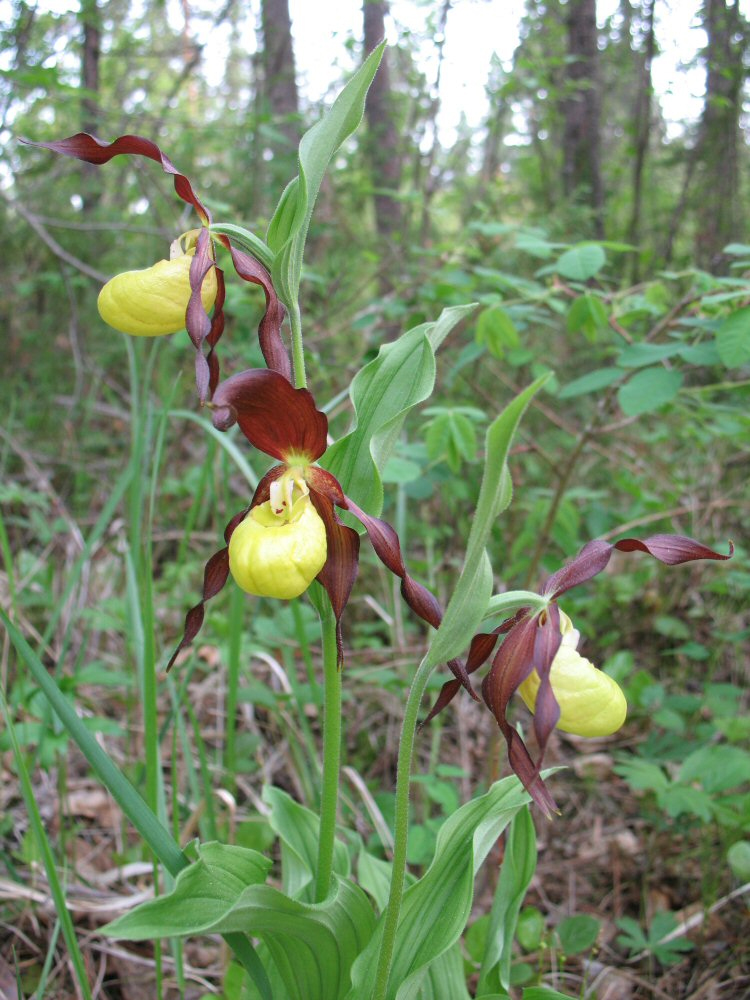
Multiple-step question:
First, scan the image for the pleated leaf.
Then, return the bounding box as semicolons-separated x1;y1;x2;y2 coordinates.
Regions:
103;842;271;938
346;776;529;1000
264;785;350;900
424;373;550;669
478;806;538;992
324;303;477;516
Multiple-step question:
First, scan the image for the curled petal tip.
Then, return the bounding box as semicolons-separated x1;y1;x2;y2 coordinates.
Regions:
210;403;237;432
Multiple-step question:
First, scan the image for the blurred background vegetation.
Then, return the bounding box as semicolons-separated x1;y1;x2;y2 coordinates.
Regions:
1;0;749;997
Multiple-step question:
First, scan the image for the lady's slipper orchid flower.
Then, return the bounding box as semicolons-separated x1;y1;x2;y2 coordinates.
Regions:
426;534;733;816
166;368;446;671
24;132;290;399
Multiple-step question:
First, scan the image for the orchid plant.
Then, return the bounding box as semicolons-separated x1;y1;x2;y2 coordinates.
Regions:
18;46;733;1000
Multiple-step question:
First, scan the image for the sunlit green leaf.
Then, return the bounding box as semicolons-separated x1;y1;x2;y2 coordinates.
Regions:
346;776;530;1000
556;244;606;281
617;367;683;415
323;304;476;516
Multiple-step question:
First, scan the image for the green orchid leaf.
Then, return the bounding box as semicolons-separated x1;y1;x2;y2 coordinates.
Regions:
103;842;271;938
324;303;477;516
418;945;472;1000
478;806;537;992
264;785;350;900
358;849;396;911
346;776;530;1000
268;43;385;307
425;373;550;668
522;989;576;1000
125;876;374;1000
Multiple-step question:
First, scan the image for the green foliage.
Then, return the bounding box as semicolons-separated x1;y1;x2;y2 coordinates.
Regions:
347;776;530;1000
324;304;476;516
3;8;747;998
268;43;386;308
615;912;695;967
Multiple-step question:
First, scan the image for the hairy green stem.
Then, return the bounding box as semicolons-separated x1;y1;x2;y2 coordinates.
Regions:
289;301;307;389
315;608;342;902
371;654;434;1000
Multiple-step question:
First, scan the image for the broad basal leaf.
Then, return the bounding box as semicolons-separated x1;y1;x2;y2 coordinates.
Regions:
478;806;537;991
264;785;350;900
103;842;271;938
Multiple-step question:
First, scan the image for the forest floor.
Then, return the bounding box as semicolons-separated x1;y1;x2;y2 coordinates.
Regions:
2;640;748;1000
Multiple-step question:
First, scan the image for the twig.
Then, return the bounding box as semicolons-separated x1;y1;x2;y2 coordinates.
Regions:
5;193;109;283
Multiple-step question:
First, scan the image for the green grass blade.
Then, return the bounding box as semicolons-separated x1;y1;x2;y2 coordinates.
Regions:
169;409;258;488
1;691;93;1000
2;610;274;999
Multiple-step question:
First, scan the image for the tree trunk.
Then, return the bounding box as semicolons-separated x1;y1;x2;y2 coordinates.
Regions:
80;0;101;210
362;0;403;244
261;0;300;150
561;0;604;236
693;0;747;272
626;0;656;282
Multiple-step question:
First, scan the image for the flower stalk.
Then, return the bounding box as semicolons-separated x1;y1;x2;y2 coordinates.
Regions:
315;604;343;902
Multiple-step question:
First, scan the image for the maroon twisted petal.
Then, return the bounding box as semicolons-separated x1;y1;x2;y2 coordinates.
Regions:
166;507;249;671
342;496;477;698
23;132;211;223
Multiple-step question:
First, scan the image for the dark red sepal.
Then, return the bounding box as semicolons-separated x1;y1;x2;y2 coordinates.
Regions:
422;609;529;725
544;533;732;599
310;492;361;667
529;604;562;756
543;539;614;598
344;495;478;698
344;498;443;628
216;240;291;382
206;267;226;398
166;508;249;671
306;466;346;506
210;369;328;462
24;133;211;224
613;534;734;565
481;614;558;816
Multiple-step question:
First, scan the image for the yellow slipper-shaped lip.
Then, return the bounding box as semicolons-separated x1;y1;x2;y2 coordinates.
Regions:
519;645;627;737
97;253;217;336
228;498;328;600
